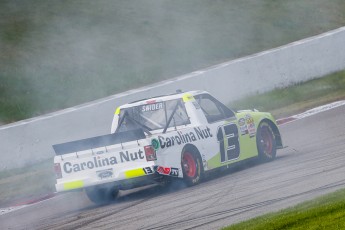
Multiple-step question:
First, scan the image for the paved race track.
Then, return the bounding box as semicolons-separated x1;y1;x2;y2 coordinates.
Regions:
1;105;345;230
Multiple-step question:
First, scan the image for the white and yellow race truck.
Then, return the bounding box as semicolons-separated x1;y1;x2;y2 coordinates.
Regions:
53;90;283;203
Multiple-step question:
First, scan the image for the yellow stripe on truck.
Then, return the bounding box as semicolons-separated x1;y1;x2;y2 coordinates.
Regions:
125;168;146;178
182;93;195;102
63;180;84;190
115;107;121;115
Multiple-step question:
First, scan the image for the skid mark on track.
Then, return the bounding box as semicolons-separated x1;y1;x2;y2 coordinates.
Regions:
143;180;345;230
40;198;151;230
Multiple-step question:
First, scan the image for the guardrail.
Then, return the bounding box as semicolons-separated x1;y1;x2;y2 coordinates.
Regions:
1;26;345;170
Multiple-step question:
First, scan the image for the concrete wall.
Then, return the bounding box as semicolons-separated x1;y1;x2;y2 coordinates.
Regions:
1;26;345;170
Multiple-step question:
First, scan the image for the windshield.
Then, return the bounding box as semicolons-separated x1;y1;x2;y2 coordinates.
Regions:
116;99;190;133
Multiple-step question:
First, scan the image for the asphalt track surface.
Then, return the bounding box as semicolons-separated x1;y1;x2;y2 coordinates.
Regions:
1;105;345;229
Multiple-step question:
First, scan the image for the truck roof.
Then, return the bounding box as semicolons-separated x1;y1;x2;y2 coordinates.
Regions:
118;90;207;109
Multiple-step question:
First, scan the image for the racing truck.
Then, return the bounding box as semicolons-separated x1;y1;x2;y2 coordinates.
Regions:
53;90;283;203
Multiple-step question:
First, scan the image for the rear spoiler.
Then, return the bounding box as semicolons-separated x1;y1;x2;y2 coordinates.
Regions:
52;129;146;155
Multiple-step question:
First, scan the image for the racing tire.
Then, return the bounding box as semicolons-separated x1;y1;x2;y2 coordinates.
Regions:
256;121;277;162
85;186;119;204
182;151;203;186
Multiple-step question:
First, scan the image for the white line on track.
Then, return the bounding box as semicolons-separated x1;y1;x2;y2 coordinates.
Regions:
0;205;28;216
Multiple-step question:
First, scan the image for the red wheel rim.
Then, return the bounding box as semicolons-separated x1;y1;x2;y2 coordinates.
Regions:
183;152;196;178
261;126;273;156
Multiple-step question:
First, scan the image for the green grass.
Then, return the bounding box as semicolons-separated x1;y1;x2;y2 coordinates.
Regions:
223;188;345;230
1;0;345;123
230;70;345;118
0;70;344;207
0;159;55;207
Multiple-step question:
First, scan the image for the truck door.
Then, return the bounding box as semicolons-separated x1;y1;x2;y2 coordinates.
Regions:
194;94;240;164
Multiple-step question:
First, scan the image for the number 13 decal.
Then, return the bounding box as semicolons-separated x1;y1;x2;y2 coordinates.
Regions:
217;123;240;162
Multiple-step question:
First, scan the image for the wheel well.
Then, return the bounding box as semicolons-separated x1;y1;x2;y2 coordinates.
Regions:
181;144;204;183
260;119;283;148
181;144;202;162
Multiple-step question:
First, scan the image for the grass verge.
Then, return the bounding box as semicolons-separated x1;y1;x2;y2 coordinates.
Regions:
1;0;345;123
223;188;345;230
0;70;344;207
0;159;55;207
230;70;345;118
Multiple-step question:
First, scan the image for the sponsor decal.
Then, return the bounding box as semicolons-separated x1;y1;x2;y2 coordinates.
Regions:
63;149;145;174
143;167;154;175
97;168;113;180
119;150;145;162
238;118;248;135
151;138;160;150
156;166;179;177
170;168;179;177
156;166;170;175
158;127;213;149
141;102;163;112
245;114;256;137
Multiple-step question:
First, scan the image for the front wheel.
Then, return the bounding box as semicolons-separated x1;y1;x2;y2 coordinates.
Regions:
85;185;119;204
182;151;203;186
256;121;277;162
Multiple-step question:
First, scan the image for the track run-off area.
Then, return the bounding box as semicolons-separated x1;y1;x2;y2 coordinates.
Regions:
1;101;345;229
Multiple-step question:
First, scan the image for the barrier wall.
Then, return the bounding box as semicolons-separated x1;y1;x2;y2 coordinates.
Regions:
1;27;345;170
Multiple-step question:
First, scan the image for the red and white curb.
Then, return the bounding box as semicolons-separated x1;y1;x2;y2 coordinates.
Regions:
0;193;58;216
276;100;345;125
1;100;345;216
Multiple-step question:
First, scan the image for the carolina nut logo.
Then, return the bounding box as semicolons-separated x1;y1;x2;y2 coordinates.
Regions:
151;138;160;150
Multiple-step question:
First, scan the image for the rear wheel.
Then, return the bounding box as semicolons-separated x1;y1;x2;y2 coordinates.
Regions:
257;121;277;162
85;186;119;204
182;151;203;186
